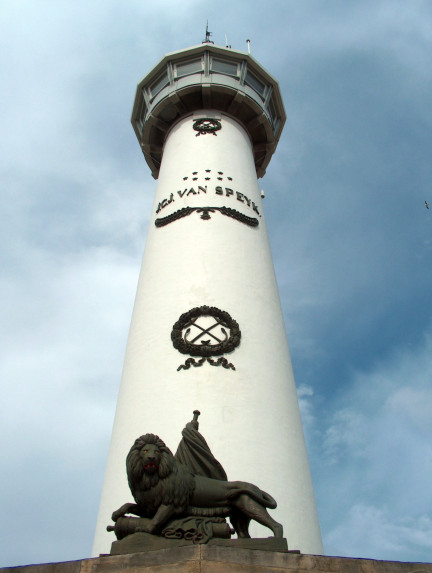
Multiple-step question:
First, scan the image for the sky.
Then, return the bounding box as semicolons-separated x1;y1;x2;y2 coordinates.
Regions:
1;0;432;567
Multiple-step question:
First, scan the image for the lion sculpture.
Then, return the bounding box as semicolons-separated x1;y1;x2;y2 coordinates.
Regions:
111;421;283;541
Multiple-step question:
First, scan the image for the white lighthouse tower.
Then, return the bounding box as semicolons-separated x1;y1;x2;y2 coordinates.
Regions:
93;40;323;556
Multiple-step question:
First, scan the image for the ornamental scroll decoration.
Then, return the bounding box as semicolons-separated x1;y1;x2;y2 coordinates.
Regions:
193;118;221;136
171;306;241;371
155;206;259;228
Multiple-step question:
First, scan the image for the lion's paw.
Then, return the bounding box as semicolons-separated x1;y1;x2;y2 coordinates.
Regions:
111;510;123;522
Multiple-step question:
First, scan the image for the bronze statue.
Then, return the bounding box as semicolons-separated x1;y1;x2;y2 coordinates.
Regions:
108;411;283;543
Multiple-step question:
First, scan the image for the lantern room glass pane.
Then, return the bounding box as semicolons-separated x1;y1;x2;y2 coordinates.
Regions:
268;96;277;125
138;97;148;127
175;59;202;78
211;58;238;77
149;72;169;98
245;70;266;98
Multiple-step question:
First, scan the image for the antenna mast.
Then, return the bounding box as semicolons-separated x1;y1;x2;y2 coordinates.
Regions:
202;21;214;44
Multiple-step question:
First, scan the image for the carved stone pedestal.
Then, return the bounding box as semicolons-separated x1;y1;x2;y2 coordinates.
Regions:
110;533;290;555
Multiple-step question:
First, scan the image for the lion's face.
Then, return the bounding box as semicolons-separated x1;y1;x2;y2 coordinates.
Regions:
126;433;182;499
139;443;161;474
126;433;196;515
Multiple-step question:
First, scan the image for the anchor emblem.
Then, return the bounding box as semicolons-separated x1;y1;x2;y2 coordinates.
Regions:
171;306;241;371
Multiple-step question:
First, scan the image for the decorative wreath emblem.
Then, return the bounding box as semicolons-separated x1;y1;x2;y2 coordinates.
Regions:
193;118;221;136
171;306;241;371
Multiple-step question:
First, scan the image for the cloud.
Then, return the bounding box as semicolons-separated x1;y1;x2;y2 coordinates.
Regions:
307;327;432;561
322;408;369;465
326;504;432;560
0;242;140;564
385;386;432;435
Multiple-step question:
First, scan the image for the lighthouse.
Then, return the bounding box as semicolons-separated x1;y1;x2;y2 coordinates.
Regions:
92;40;323;556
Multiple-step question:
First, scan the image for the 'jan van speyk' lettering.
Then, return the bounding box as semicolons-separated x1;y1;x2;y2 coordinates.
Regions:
215;186;234;197
160;185;260;217
177;186;207;199
155;192;175;214
215;186;260;216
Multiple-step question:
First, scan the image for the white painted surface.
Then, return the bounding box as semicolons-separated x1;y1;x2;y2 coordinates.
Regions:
92;112;323;556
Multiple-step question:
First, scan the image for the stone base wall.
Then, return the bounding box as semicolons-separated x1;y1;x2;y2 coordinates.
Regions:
2;547;432;573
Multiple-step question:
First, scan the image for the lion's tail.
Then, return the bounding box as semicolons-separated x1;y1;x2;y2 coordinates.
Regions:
257;490;277;509
228;484;277;509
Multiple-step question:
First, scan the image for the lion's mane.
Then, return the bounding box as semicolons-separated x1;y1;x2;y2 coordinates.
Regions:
126;433;195;517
